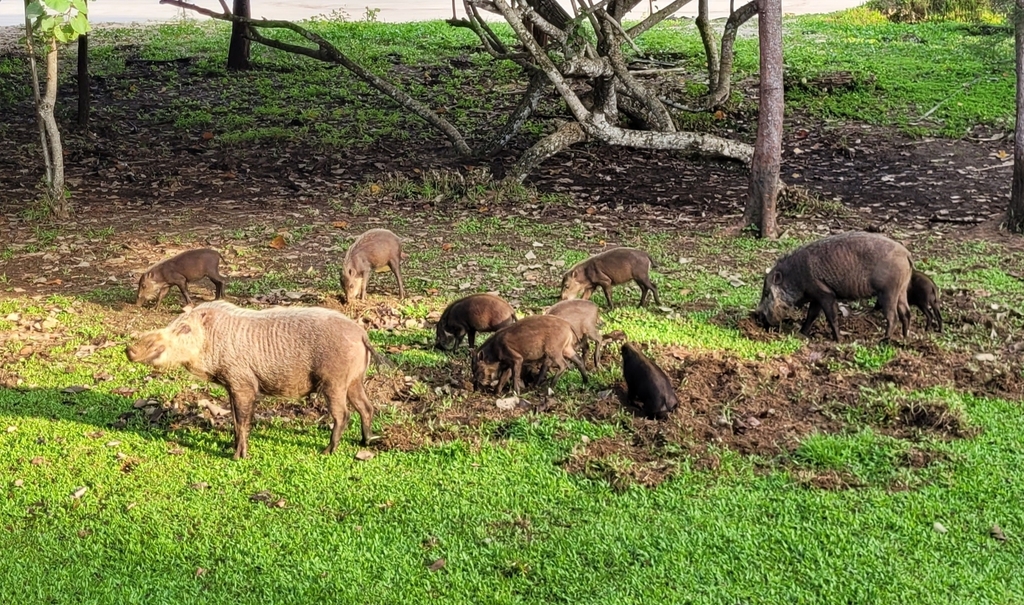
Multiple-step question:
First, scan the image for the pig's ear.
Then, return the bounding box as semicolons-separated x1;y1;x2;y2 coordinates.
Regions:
173;323;192;335
771;270;783;285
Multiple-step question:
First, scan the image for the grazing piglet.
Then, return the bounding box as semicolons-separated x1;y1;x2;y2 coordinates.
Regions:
874;269;943;332
341;228;405;302
756;231;913;342
472;315;588;395
560;247;660;308
908;270;943;332
545;299;604;368
435;293;517;350
126;301;380;459
136;248;227;308
621;342;678;420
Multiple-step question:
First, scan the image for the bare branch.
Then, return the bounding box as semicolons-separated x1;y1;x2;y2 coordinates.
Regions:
490;0;593;123
627;0;694;39
218;0;230;14
600;17;674;131
482;71;549;156
158;0;472;156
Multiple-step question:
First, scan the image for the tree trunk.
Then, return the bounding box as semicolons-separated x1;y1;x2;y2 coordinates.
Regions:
41;38;68;219
1009;0;1024;233
696;0;720;92
24;11;52;183
741;0;782;239
77;34;90;127
227;0;251;71
708;2;758;108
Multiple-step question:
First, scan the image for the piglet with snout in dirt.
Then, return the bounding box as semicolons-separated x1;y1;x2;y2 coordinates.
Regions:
136;248;227;308
560;247;660;309
340;228;405;302
756;231;913;342
435;293;517;350
126;300;381;459
472;315;588;395
545;299;604;368
621;342;678;420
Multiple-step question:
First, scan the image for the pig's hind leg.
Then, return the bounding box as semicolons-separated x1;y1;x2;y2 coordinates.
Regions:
388;258;406;299
347;381;377;446
323;381;352;454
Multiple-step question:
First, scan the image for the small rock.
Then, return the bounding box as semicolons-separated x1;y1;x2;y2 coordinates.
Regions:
61;385;89;394
933;521;948;534
974;353;996;362
991;524;1007;542
13;479;24;488
354;450;376;461
580;435;590;444
495;396;519;411
525;250;537;260
745;416;762;428
5;425;15;433
190;482;210;490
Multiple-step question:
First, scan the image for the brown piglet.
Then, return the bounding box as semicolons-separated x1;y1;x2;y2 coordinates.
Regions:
472;315;587;395
435;293;517;350
341;229;405;302
545;299;604;368
560;247;659;308
136;248;227;308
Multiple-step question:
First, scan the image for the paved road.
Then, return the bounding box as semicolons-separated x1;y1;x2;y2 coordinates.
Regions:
0;0;866;26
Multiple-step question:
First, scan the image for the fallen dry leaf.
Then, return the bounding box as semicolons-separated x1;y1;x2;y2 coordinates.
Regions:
369;183;382;195
268;235;287;250
427;558;446;572
441;242;453;252
61;386;89;394
195;568;207;577
991;524;1007;542
332;220;349;229
71;486;88;499
191;482;210;490
30;456;45;465
201;131;214;140
354;450;376;461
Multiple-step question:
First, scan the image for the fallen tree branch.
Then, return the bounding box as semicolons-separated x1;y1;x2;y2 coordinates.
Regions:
159;0;473;156
627;0;694;38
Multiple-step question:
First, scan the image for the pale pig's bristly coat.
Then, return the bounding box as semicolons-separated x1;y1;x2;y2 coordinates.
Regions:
126;300;379;459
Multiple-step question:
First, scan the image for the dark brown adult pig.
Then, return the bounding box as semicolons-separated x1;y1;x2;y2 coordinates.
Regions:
136;248;227;308
126;301;380;459
472;315;588;395
874;269;943;332
435;293;517;350
756;231;913;342
621;342;678;420
560;247;660;308
341;228;405;302
545;299;604;368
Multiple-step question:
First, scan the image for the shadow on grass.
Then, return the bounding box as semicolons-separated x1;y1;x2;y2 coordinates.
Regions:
0;386;372;460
